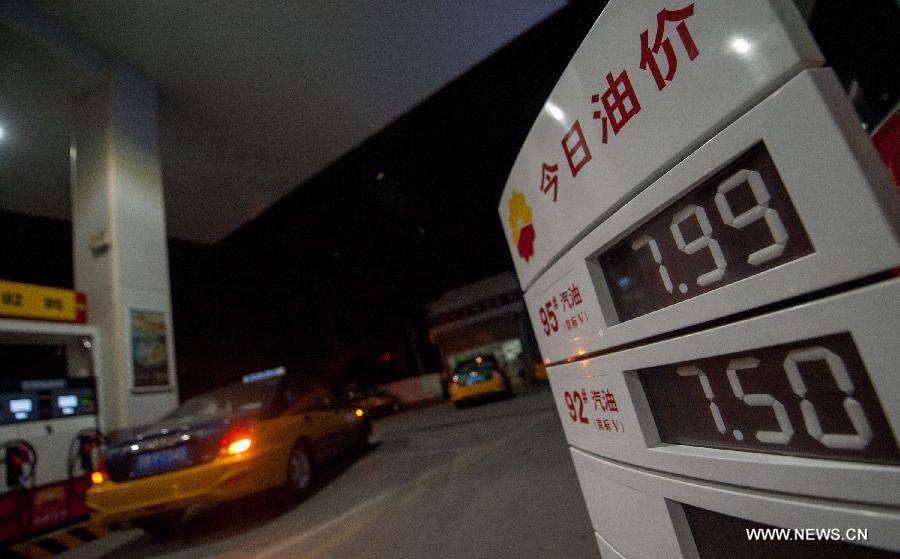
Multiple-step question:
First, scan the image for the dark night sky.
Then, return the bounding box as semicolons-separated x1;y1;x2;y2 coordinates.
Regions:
2;0;895;399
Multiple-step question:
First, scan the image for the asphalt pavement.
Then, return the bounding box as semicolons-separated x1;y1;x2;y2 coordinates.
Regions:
59;385;598;558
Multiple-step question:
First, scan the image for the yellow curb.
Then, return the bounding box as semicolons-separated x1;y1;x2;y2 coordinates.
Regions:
7;518;115;557
8;542;55;558
87;521;111;537
47;531;84;549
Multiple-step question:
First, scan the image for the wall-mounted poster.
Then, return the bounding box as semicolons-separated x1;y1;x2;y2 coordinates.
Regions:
130;309;171;390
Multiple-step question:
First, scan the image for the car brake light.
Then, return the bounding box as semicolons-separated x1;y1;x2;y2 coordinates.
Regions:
228;438;252;454
220;423;254;456
91;456;108;484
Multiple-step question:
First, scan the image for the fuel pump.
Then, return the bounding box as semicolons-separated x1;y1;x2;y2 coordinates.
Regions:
0;378;100;544
0;319;101;544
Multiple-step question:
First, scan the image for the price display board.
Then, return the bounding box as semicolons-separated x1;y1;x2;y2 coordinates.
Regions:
525;69;899;364
500;2;900;557
498;0;822;290
549;279;900;507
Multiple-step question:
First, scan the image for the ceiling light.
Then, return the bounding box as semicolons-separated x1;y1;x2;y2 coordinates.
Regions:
0;125;5;140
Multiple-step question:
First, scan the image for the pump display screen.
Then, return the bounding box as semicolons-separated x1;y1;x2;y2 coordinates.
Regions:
57;395;78;414
9;398;34;414
7;397;34;421
598;144;814;322
638;333;900;464
50;389;96;418
9;399;32;413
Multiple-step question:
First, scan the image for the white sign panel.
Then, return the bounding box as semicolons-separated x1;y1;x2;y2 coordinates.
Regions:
526;69;900;364
571;460;688;559
548;278;900;507
499;0;822;290
548;368;631;448
572;449;900;558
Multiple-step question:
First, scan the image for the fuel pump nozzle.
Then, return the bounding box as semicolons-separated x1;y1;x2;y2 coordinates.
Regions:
67;429;106;480
2;439;37;536
3;439;37;490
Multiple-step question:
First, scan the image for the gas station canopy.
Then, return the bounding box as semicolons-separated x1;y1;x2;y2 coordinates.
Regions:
2;0;566;242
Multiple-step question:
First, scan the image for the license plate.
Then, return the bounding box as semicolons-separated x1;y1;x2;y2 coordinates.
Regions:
135;445;190;475
465;374;486;386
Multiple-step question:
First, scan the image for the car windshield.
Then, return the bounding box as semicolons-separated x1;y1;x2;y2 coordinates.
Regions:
162;379;281;422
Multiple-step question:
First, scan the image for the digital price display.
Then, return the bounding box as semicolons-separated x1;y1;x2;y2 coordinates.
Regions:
599;143;814;322
1;395;38;423
57;395;78;409
50;388;96;418
639;333;899;464
57;394;78;415
9;399;32;413
9;398;34;421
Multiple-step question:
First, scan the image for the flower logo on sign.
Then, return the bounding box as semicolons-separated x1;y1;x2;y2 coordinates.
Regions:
508;191;535;262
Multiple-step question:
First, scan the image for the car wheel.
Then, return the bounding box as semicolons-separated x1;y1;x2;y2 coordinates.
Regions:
285;441;313;499
134;509;184;539
356;425;375;453
453;400;465;409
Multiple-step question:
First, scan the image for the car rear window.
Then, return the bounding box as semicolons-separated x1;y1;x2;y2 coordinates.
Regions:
162;379;280;422
454;356;498;374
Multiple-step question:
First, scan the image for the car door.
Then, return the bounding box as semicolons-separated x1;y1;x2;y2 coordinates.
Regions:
290;387;351;463
328;396;364;454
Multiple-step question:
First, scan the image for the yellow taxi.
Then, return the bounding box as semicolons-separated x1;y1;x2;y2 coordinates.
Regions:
87;367;372;534
448;355;512;408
